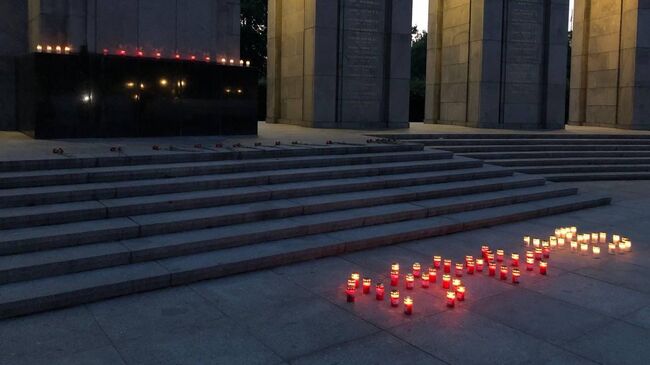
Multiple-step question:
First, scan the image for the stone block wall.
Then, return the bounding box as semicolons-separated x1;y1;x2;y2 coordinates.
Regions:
0;0;28;130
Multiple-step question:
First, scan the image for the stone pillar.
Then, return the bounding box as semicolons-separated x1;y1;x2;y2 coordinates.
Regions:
569;0;650;129
267;0;412;129
0;0;28;130
425;0;570;130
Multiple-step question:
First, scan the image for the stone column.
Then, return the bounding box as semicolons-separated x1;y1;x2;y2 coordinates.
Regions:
0;0;28;130
569;0;650;129
267;0;412;129
425;0;570;130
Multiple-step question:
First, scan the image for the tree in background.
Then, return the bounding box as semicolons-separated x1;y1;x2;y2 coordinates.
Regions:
410;27;427;123
241;0;268;120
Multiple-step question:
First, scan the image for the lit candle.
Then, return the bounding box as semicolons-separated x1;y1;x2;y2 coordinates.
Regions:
496;249;504;262
542;243;550;259
351;272;360;288
421;272;430;288
412;262;421;278
433;256;441;269
346;279;356;303
539;261;548;275
534;248;542;261
613;235;621;244
526;257;534;271
571;226;577;234
239;59;245;66
446;291;456;307
488;262;496;277
46;45;52;53
442;274;451;289
476;258;484;272
464;256;473;265
533;239;541;248
566;232;574;241
229;59;235;65
500;265;508;281
404;296;413;315
220;57;227;64
481;245;490;258
580;243;589;255
390;290;400;307
391;262;400;272
455;263;464;277
623;238;632;252
375;283;385;300
390;270;399;286
592;246;601;258
452;278;462;290
591;233;598;244
554;229;561;238
570;240;578;252
245;60;251;67
467;260;475;274
550;237;557;249
443;259;452;274
608;242;616;255
524;236;531;246
512;268;521;284
558;237;565;249
487;252;495;263
511;253;520;267
526;250;534;259
55;45;62;54
405;274;415;290
618;241;626;253
428;267;437;283
362;278;371;294
36;44;43;52
599;232;607;244
456;285;466;301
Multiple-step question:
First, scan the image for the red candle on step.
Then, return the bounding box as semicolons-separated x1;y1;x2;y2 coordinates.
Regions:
351;272;360;288
487;252;495;263
467;260;475;274
539;261;548;275
375;283;385;300
412;262;421;278
446;291;455;307
526;257;534;271
428;267;437;283
433;256;441;269
456;285;466;301
496;249;504;262
511;253;520;267
481;245;490;258
390;290;400;307
390;270;399;286
534;248;542;261
488;262;496;276
346;279;356;303
443;259;452;274
362;278;371;294
404;296;413;315
500;266;509;280
476;258;484;272
512;268;520;284
421;272;430;288
405;274;415;290
442;274;451;289
455;263;464;277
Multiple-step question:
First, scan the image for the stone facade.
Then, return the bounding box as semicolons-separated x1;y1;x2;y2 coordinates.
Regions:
0;0;28;131
570;0;650;129
267;0;412;129
425;0;570;129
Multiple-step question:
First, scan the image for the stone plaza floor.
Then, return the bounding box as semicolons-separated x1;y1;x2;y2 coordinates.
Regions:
0;179;647;365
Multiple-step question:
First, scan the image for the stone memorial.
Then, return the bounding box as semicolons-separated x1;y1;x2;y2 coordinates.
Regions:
425;0;570;129
267;0;412;129
569;0;650;130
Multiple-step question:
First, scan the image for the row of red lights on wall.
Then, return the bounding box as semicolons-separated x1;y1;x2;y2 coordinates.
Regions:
35;45;251;67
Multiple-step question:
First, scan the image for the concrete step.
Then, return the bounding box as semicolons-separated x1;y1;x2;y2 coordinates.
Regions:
411;139;650;146
489;157;650;167
0;150;452;189
0;175;547;254
0;157;483;208
461;151;650;160
0;170;525;229
0;193;609;319
512;164;650;175
370;133;650;140
546;172;650;182
429;145;650;153
0;144;422;173
0;184;575;285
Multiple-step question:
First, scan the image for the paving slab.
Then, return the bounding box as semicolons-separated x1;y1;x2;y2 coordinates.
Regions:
566;320;650;365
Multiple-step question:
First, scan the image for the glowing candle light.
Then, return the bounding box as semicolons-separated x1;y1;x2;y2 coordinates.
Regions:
558;237;565;249
118;49;126;56
566;231;574;241
591;233;598;244
136;50;144;57
613;235;621;244
443;259;452;273
390;270;399;286
390;290;400;307
487;252;495;263
622;238;632;252
351;272;360;288
346;279;356;303
542;243;550;259
592;246;601;257
618;241;626;253
534;248;542;260
64;46;71;54
446;291;456;307
554;229;561;238
155;52;162;59
362;278;371;294
412;262;421;278
229;58;235;65
482;245;490;257
580;243;589;255
421;272;430;288
245;60;251;67
433;256;442;269
571;227;577;234
524;236;531;246
405;274;415;290
375;283;385;300
526;257;534;271
36;44;43;52
46;45;52;53
55;45;62;54
608;242;616;255
570;240;578;252
500;266;508;280
220;57;227;64
428;267;437;283
512;268;521;284
205;56;211;62
452;278;462;290
476;258;484;272
404;296;413;315
467;260;475;274
455;263;464;277
539;261;548;275
442;274;451;289
488;262;496;277
599;232;607;244
511;253;520;267
456;285;466;301
240;59;245;66
533;238;541;248
526;250;534;259
102;48;109;55
465;255;473;265
496;249;504;262
550;236;557;249
391;262;400;272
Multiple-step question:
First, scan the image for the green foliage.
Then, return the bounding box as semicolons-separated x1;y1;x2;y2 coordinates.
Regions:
410;29;427;122
240;0;268;78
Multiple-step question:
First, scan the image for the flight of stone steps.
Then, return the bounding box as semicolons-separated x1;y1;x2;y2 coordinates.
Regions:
0;143;609;318
372;133;650;181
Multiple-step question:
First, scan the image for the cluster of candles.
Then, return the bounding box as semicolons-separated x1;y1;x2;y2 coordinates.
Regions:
35;44;251;66
525;227;633;258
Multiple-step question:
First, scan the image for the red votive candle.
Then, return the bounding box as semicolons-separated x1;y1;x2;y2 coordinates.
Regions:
390;290;400;307
487;252;495;263
390;270;399;286
526;250;534;259
542;243;550;259
488;262;496;276
481;245;490;257
405;274;415;290
467;260;475;274
446;291;456;307
599;232;607;244
433;256;441;269
346;279;356;303
452;278;462;289
534;248;542;261
362;278;371;294
391;262;400;272
526;257;534;271
421;272;430;288
512;268;520;284
404;296;413;315
511;253;520;267
412;262;421;278
465;255;474;266
591;233;598;244
351;272;360;288
476;258;484;272
455;263;464;277
456;285;466;301
375;283;385;300
500;265;509;280
524;236;531;246
496;249;504;262
539;261;548;275
428;267;437;283
442;274;451;289
443;259;452;273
